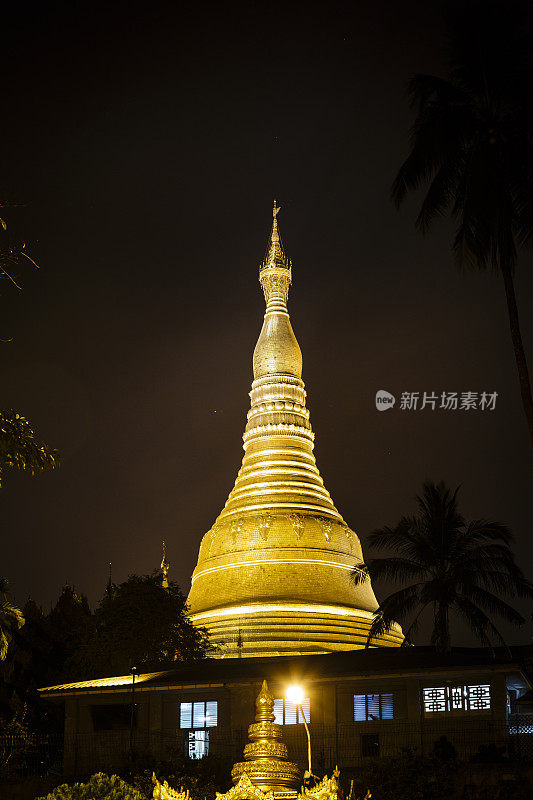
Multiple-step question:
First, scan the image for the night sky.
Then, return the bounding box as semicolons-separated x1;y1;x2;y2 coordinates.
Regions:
1;1;532;645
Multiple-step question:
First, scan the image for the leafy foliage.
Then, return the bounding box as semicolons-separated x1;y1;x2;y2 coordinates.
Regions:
352;481;533;652
0;199;39;294
347;752;456;800
67;574;210;678
0;574;210;725
0;579;24;661
0;587;92;728
35;772;147;800
392;1;533;443
132;750;233;800
0;410;58;487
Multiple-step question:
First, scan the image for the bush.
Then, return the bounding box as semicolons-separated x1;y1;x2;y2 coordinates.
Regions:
35;772;148;800
132;751;233;800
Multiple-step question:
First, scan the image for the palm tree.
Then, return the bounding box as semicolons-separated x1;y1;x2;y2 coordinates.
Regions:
351;481;533;652
0;578;24;660
392;2;533;445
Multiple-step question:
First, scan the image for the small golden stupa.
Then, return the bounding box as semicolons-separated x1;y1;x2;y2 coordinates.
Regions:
231;680;300;798
153;682;342;800
187;203;402;656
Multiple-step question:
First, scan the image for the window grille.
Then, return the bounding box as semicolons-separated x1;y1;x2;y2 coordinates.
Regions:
180;701;218;729
188;730;209;758
273;698;310;725
353;693;394;721
180;702;192;729
423;685;491;713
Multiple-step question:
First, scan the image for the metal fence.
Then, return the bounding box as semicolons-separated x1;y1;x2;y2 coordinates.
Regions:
0;732;64;779
2;717;533;780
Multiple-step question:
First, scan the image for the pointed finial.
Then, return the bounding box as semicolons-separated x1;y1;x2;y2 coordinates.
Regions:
259;201;291;304
271;200;281;245
161;541;170;589
255;679;275;723
105;562;114;596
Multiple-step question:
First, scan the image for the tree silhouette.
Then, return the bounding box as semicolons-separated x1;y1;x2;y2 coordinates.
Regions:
392;1;533;444
351;481;533;652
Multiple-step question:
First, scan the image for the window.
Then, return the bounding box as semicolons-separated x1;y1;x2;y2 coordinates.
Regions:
273;698;310;725
180;701;218;759
188;730;208;759
180;701;218;729
423;685;491;713
353;693;394;722
361;733;380;758
91;704;134;731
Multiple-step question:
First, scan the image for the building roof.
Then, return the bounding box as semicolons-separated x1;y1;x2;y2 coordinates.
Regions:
39;645;532;697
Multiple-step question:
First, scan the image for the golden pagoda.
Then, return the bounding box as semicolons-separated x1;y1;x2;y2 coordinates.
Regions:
187;203;402;656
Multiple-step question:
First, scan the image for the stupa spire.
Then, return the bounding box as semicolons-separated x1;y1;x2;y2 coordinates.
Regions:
253;202;301;380
261;201;290;271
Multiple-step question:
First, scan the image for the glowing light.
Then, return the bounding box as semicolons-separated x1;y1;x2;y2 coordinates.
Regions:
286;684;305;705
191;557;356;583
190;602;381;622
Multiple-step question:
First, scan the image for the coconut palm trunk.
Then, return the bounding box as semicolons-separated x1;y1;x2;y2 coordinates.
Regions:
501;265;533;445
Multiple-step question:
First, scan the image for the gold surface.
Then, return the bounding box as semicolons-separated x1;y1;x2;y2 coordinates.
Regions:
231;680;300;795
187;203;402;656
161;540;170;589
217;773;277;800
38;670;173;692
299;769;341;800
153;775;191;800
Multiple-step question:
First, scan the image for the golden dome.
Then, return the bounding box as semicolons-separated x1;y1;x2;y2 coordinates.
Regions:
186;202;402;657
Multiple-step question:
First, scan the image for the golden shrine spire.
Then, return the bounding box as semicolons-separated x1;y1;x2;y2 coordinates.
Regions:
187;203;403;657
260;201;291;287
160;541;170;589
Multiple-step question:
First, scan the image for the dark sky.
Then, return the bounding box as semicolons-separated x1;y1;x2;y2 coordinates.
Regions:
1;0;532;645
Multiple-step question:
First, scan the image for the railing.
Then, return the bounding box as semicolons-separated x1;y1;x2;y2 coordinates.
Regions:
2;717;533;779
0;732;64;778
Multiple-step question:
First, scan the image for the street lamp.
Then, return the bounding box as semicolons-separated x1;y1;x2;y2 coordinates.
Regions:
286;684;311;779
129;666;138;776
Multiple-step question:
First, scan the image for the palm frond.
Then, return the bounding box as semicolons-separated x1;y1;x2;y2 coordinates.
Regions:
366;584;424;648
400;603;431;645
0;599;25;659
350;563;369;586
454;595;509;652
460;582;526;626
366;522;416;553
363;557;427;584
366;610;393;647
415;161;462;233
407;73;468;111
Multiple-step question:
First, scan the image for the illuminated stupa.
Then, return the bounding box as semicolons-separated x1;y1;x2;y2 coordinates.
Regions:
187;203;402;657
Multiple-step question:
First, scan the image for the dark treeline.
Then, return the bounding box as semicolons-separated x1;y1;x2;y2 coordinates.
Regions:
0;573;209;728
